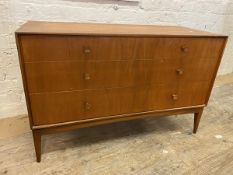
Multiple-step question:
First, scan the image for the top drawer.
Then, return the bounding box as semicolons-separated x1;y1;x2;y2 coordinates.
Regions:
20;35;225;62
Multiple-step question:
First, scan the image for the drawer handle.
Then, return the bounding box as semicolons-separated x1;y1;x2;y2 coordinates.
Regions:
83;48;91;54
172;94;178;100
176;69;184;75
84;73;91;80
84;102;92;110
181;46;188;53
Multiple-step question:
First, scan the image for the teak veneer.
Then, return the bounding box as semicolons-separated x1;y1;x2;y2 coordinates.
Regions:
15;21;227;162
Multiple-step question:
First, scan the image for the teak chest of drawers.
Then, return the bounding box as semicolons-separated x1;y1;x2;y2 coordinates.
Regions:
15;21;227;162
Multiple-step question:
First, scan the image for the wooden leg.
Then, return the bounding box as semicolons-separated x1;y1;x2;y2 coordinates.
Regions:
32;130;41;162
193;108;204;134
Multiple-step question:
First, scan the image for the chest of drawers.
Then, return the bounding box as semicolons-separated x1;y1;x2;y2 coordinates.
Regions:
15;21;227;162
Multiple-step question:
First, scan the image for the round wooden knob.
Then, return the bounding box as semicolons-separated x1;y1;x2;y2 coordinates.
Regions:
181;46;188;53
85;102;92;110
176;68;184;75
84;73;91;80
172;94;178;100
83;48;91;54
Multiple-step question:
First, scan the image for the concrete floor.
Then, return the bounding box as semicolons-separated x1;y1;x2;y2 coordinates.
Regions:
0;74;233;175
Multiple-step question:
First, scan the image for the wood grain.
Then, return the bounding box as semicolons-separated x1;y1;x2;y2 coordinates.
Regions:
16;21;227;37
15;22;228;162
24;46;222;93
29;81;210;126
21;35;225;62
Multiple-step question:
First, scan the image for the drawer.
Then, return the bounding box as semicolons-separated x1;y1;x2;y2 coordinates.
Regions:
25;56;217;93
30;81;210;125
21;35;224;62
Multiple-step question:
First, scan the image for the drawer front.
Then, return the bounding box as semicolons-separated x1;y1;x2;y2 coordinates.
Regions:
21;35;225;62
25;57;218;93
30;81;210;125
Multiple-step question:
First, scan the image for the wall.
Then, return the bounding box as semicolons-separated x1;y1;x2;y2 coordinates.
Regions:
0;0;233;119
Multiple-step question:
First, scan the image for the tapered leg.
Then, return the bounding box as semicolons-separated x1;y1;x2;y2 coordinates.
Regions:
193;108;204;134
32;130;41;162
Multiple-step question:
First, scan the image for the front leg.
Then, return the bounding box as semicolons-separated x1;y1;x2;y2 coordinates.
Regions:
193;108;204;134
32;129;41;162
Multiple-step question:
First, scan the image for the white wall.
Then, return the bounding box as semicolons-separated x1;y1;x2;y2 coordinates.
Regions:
0;0;233;119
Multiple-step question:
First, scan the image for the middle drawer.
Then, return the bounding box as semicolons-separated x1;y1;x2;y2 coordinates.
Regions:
25;58;217;93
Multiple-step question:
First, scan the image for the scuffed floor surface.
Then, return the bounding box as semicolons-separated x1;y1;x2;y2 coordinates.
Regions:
0;83;233;175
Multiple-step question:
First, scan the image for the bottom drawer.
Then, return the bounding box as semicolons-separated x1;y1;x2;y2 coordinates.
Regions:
30;81;210;126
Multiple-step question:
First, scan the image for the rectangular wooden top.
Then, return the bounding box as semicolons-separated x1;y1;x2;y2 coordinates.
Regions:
16;21;227;37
